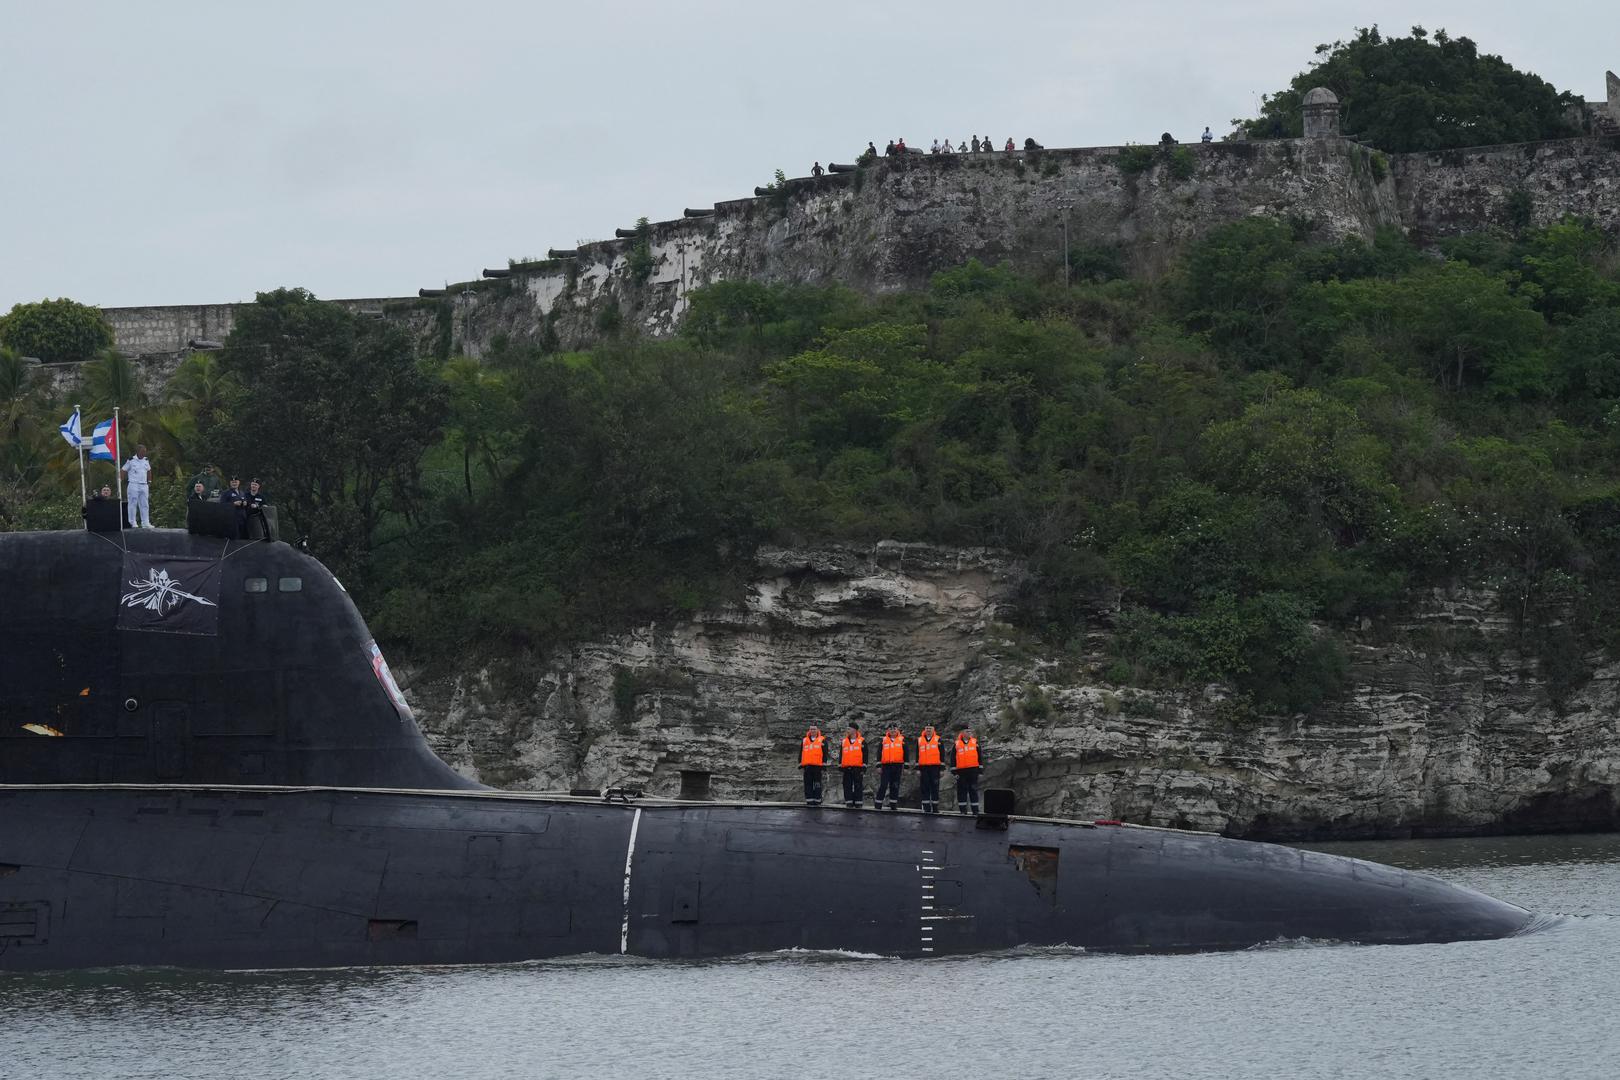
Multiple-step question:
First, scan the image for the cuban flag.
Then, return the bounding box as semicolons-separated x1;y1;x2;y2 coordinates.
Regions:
89;417;118;462
58;407;83;449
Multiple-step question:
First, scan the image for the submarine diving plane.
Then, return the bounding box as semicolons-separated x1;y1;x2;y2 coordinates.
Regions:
0;526;1533;970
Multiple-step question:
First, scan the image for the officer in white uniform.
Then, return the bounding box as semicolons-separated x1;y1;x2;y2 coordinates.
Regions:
122;444;154;528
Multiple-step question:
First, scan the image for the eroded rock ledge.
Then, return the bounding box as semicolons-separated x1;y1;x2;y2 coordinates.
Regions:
404;541;1620;840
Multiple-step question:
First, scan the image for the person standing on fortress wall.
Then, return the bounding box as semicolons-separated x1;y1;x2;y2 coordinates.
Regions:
930;139;940;154
1004;137;1014;151
122;444;153;529
812;161;824;177
897;137;907;153
1202;126;1213;143
940;138;953;154
884;140;897;157
971;136;981;152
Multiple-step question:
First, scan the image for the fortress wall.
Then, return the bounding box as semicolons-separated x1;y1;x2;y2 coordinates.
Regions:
451;138;1401;356
98;136;1619;370
1392;136;1620;241
104;303;246;357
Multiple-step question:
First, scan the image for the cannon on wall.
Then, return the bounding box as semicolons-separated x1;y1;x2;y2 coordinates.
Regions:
683;207;716;217
547;248;579;260
827;162;859;173
614;227;643;239
481;268;512;278
418;288;445;298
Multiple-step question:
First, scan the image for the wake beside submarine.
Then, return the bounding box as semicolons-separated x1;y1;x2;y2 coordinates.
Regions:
0;528;1533;971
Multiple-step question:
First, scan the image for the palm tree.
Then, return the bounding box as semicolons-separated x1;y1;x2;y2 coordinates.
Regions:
83;349;145;413
165;351;228;417
0;346;67;508
0;347;35;446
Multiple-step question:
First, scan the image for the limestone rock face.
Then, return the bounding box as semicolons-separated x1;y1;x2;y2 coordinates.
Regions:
405;543;1620;840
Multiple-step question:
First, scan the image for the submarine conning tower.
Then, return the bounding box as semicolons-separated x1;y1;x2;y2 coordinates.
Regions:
0;528;477;790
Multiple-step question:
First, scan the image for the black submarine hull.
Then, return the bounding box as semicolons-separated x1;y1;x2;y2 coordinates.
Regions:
0;528;1536;969
0;785;1532;971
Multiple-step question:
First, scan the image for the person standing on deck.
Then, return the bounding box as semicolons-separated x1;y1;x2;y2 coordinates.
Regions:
839;723;867;808
953;726;981;815
875;725;906;810
800;726;826;806
915;725;943;813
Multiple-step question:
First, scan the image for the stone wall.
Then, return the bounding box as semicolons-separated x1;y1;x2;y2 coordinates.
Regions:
1392;136;1620;241
90;134;1620;391
50;297;428;399
404;542;1620;841
438;138;1404;357
103;303;246;358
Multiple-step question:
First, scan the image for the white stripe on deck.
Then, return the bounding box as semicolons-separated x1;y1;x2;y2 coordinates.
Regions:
619;807;643;955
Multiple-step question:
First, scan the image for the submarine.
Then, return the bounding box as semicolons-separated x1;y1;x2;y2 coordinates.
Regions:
0;525;1533;971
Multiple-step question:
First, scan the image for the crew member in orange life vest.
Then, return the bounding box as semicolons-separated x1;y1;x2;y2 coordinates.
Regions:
799;726;826;806
875;725;906;810
953;726;982;815
839;722;867;808
915;725;944;813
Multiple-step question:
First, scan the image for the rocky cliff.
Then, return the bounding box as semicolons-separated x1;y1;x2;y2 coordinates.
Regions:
403;542;1620;840
94;133;1620;378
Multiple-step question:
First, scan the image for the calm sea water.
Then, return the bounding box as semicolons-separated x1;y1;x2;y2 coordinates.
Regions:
4;834;1616;1080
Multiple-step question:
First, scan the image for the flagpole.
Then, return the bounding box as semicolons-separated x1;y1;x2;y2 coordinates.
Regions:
76;403;87;526
113;407;123;509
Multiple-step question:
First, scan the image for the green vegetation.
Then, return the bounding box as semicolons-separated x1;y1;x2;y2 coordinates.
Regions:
4;231;1619;721
1239;26;1581;150
195;288;449;575
626;217;655;284
0;298;113;364
361;217;1619;715
1117;145;1156;174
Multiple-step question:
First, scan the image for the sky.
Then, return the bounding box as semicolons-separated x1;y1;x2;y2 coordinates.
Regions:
1;0;1613;311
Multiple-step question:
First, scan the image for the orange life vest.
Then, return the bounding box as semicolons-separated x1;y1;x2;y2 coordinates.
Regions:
800;731;824;767
881;731;905;764
955;733;979;769
917;730;941;766
840;732;864;767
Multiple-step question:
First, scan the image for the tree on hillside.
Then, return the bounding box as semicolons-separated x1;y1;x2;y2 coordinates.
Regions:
1311;263;1548;396
198;288;448;574
0;298;113;364
1239;26;1580;151
441;356;516;497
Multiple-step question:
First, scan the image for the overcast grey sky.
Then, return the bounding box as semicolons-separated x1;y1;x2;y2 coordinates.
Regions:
1;1;1612;310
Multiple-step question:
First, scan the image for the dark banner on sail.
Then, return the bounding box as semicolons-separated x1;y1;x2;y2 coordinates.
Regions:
117;555;222;635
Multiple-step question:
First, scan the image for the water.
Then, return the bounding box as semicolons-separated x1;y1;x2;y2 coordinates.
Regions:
4;834;1617;1080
